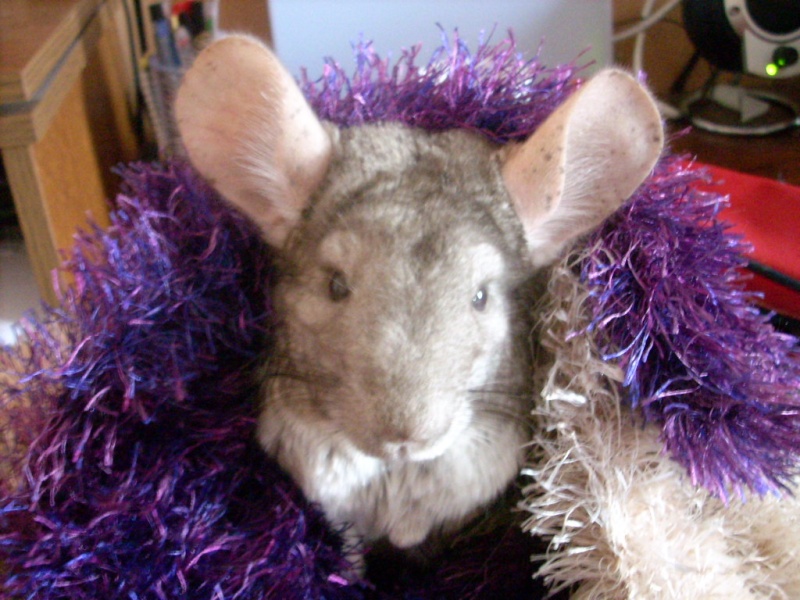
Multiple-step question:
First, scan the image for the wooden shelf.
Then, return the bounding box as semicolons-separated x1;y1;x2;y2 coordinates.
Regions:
0;0;139;304
670;124;800;187
0;0;105;104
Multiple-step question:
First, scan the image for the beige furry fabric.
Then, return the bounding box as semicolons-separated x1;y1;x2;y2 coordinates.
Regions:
522;252;800;599
0;321;71;490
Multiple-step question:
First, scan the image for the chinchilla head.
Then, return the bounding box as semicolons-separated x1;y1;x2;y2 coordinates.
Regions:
267;123;537;460
175;35;663;462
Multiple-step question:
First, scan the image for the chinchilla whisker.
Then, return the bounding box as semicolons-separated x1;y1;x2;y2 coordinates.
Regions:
267;369;340;388
468;386;527;397
468;384;530;402
263;358;341;389
470;396;530;423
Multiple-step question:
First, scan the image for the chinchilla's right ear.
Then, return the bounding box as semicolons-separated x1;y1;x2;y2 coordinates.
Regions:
501;69;663;268
175;35;332;247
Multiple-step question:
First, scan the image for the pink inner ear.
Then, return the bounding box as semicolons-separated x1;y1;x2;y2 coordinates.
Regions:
500;69;663;268
175;35;333;248
501;117;570;235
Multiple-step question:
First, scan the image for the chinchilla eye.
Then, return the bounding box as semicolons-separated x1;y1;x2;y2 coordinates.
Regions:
328;270;350;302
472;285;488;311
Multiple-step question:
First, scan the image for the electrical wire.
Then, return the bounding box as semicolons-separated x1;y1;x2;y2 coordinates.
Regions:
632;0;657;76
618;0;683;119
613;0;682;42
617;0;800;132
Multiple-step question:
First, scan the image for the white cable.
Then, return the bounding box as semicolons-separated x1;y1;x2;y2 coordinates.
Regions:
630;0;684;119
613;0;682;42
632;0;656;75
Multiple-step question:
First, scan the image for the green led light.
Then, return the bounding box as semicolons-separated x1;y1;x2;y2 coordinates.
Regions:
766;63;779;77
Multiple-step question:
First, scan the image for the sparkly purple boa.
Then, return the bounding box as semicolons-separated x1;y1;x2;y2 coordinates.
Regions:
586;157;800;499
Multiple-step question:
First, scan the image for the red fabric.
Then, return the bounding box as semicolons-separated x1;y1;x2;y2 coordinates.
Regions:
691;162;800;319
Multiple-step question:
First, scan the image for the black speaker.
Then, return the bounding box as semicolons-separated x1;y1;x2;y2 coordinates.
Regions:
682;0;800;78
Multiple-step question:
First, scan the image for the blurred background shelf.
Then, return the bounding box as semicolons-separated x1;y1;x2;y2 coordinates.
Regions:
0;0;140;305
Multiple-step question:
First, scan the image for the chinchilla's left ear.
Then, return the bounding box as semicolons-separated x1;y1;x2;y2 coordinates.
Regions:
175;35;333;248
501;69;664;268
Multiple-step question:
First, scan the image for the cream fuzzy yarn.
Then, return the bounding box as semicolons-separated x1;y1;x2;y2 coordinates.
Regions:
523;253;800;599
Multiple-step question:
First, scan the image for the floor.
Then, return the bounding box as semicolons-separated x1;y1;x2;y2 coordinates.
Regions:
0;230;40;346
0;159;40;345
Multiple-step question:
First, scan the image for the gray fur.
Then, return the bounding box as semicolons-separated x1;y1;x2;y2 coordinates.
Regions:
258;124;535;549
174;35;663;563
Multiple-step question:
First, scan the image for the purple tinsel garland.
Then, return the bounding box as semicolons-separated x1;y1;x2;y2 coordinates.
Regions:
0;164;360;599
585;157;800;498
301;32;580;142
0;30;798;599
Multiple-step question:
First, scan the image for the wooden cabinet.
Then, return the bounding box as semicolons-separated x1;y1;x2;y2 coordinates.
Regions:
0;0;140;304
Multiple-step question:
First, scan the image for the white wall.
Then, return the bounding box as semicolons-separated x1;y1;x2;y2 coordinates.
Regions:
269;1;612;79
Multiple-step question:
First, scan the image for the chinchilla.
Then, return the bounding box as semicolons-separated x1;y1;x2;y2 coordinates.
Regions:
175;35;663;561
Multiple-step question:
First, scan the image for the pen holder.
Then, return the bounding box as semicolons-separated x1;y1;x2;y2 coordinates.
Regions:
142;57;189;159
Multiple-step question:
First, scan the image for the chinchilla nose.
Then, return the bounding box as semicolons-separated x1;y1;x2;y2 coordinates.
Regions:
378;423;425;446
382;440;412;461
381;438;435;462
377;409;452;448
379;418;454;461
